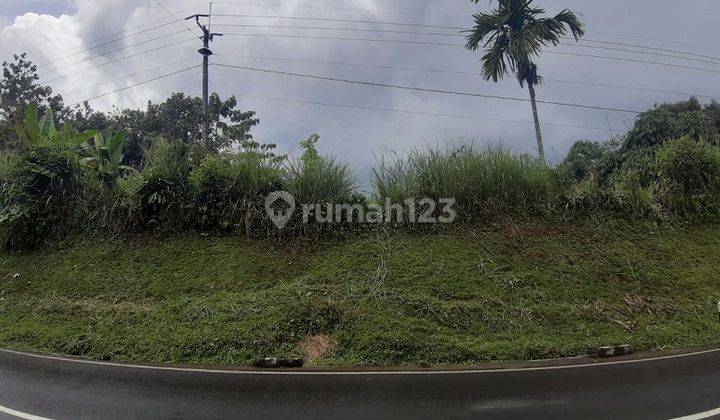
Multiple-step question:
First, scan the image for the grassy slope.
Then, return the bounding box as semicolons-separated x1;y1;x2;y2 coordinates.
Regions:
0;221;719;367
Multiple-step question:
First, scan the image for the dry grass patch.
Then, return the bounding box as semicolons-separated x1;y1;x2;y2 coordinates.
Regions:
300;334;337;363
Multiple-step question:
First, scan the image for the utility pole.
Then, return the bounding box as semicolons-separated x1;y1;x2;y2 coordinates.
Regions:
186;5;222;150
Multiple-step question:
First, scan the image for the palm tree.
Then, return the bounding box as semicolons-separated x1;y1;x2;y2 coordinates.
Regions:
465;0;585;164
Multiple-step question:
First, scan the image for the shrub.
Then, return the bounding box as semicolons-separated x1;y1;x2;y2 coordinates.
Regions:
0;147;83;248
624;105;718;151
559;178;605;213
606;170;660;218
372;145;554;221
655;137;720;215
656;137;720;196
560;140;610;182
284;135;358;230
134;139;194;229
190;149;283;233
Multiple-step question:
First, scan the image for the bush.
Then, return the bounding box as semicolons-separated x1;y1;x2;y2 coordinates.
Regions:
606;170;660;218
283;135;358;230
0;147;83;248
372;145;554;221
190;149;283;233
656;137;720;196
655;137;720;215
133;139;194;229
624;101;718;151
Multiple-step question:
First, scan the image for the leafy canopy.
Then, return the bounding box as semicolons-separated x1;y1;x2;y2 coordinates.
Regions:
14;103;97;149
81;130;130;178
465;0;585;85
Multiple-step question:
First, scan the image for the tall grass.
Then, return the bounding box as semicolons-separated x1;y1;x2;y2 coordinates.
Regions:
372;145;555;219
286;155;357;206
191;150;283;233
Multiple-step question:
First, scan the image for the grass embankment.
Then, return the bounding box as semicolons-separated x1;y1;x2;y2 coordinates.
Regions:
0;221;719;367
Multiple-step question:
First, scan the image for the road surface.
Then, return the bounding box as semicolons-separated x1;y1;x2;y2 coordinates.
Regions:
0;347;719;419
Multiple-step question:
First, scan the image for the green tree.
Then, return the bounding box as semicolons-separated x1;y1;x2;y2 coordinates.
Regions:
0;53;68;149
624;98;719;150
465;0;585;164
109;93;259;164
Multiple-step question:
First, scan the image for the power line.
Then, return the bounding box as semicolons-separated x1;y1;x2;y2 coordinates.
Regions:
213;52;719;100
93;4;205;42
213;23;462;38
39;30;189;76
544;50;720;76
37;3;204;69
69;65;201;107
563;42;720;67
212;62;642;114
44;38;195;84
209;1;720;58
151;0;197;34
212;13;720;64
562;37;720;63
213;13;463;30
221;32;720;76
223;32;461;46
63;57;198;97
542;78;718;101
213;22;720;67
37;21;178;67
232;93;623;133
586;29;720;57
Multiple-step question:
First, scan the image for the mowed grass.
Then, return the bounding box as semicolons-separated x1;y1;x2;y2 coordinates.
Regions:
0;221;719;367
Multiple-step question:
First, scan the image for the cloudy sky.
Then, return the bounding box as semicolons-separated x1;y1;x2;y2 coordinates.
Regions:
2;0;720;177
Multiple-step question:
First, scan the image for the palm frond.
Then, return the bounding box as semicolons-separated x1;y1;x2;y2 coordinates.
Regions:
481;42;509;82
465;12;503;50
465;0;584;86
554;9;586;40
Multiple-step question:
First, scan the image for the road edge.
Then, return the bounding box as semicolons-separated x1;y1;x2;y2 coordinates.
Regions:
1;345;720;376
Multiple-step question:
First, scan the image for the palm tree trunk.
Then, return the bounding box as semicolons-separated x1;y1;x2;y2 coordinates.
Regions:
527;82;546;164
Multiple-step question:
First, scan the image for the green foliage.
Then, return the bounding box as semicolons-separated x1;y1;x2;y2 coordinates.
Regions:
655;137;720;195
0;147;82;248
623;98;719;151
465;0;585;85
190;146;284;233
2;223;719;366
81;130;129;180
299;133;320;164
13;104;97;149
109;92;260;164
373;145;554;219
286;135;356;209
1;53;68;149
654;137;720;215
133;139;194;229
560;140;610;182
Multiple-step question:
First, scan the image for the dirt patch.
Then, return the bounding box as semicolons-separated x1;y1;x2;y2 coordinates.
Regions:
622;294;679;316
300;334;337;363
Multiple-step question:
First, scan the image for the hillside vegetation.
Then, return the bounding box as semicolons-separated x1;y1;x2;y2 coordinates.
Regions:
2;92;720;366
3;98;720;249
0;221;719;367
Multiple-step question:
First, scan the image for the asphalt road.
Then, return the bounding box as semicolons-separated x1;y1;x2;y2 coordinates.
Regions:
1;348;719;420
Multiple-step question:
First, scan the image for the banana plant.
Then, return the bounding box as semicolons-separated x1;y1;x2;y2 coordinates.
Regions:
14;103;97;148
81;130;129;177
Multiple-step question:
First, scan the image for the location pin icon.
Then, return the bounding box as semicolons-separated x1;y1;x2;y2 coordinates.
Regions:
265;191;296;230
